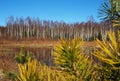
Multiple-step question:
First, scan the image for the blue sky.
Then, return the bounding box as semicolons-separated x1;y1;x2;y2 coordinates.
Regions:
0;0;103;26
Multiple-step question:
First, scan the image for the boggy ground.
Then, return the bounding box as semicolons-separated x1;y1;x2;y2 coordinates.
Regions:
0;39;97;81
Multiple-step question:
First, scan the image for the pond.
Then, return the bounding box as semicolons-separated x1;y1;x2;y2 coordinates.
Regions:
0;46;54;66
0;46;97;66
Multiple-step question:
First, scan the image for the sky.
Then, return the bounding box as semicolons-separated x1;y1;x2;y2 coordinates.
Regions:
0;0;103;26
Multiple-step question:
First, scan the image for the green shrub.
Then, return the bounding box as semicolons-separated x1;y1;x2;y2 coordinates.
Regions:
53;38;94;81
16;58;71;81
3;71;17;81
93;31;120;81
15;48;31;64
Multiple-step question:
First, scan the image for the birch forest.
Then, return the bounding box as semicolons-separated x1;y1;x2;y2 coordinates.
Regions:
0;16;114;41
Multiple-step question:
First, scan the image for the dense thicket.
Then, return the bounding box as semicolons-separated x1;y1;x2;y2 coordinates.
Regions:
0;16;113;41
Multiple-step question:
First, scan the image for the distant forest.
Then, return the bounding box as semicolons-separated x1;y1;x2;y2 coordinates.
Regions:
0;16;114;41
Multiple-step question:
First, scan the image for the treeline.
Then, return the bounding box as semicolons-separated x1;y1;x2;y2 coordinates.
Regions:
0;16;114;41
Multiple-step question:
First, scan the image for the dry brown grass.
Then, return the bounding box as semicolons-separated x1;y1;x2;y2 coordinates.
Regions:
0;39;97;48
